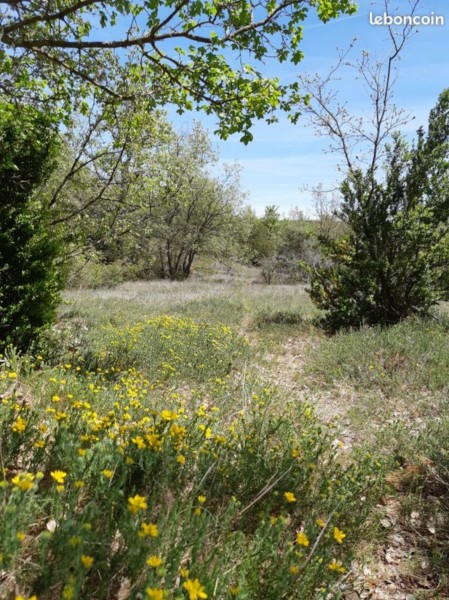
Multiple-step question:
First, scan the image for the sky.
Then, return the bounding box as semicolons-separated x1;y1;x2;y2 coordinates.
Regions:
166;0;449;216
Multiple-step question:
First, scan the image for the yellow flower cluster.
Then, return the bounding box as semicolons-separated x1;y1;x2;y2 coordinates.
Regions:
0;315;367;600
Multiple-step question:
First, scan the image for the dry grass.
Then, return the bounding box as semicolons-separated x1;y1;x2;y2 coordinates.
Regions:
63;274;316;329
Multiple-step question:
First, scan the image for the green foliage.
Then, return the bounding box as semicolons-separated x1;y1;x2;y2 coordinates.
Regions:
255;307;305;328
308;317;449;394
248;208;316;283
248;205;281;262
0;102;65;351
309;90;449;332
137;123;245;280
66;252;141;290
86;315;248;382
54;115;247;283
0;320;384;599
0;0;357;139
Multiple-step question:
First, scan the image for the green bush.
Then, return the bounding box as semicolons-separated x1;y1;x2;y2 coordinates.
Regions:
0;102;64;351
67;252;138;289
309;90;449;333
0;357;385;600
86;316;249;382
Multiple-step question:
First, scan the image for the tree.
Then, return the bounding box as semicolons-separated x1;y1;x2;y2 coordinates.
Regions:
299;1;421;178
248;205;281;262
40;99;170;264
309;91;449;332
0;0;357;140
296;0;449;330
127;123;246;279
0;102;64;350
53;117;247;281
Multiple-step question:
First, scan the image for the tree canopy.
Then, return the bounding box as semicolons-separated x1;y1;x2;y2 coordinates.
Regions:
0;0;357;140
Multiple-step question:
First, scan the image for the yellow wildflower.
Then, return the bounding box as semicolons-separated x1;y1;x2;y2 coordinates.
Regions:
290;565;299;574
11;473;35;492
12;417;27;432
138;522;158;538
80;555;94;569
146;555;163;568
62;581;75;600
197;495;206;504
177;454;186;465
127;494;147;514
50;470;67;484
333;527;346;544
316;517;326;528
69;536;82;547
102;469;113;479
146;589;166;600
183;578;208;600
131;436;146;449
328;559;346;573
284;491;296;503
16;532;26;542
296;531;310;547
160;410;178;421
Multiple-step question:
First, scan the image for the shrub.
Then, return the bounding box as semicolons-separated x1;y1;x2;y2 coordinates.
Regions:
0;102;64;351
67;252;138;289
309;90;449;333
0;357;385;600
85;316;249;382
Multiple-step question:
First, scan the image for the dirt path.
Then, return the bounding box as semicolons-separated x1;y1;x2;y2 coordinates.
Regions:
257;332;446;600
258;334;360;446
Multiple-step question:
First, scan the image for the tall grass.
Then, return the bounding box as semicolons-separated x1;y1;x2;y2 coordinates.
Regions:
308;317;449;393
63;280;316;329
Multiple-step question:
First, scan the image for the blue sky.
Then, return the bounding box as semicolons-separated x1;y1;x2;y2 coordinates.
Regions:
167;0;449;216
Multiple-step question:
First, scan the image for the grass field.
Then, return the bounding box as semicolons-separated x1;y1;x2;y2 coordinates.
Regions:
1;269;449;599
